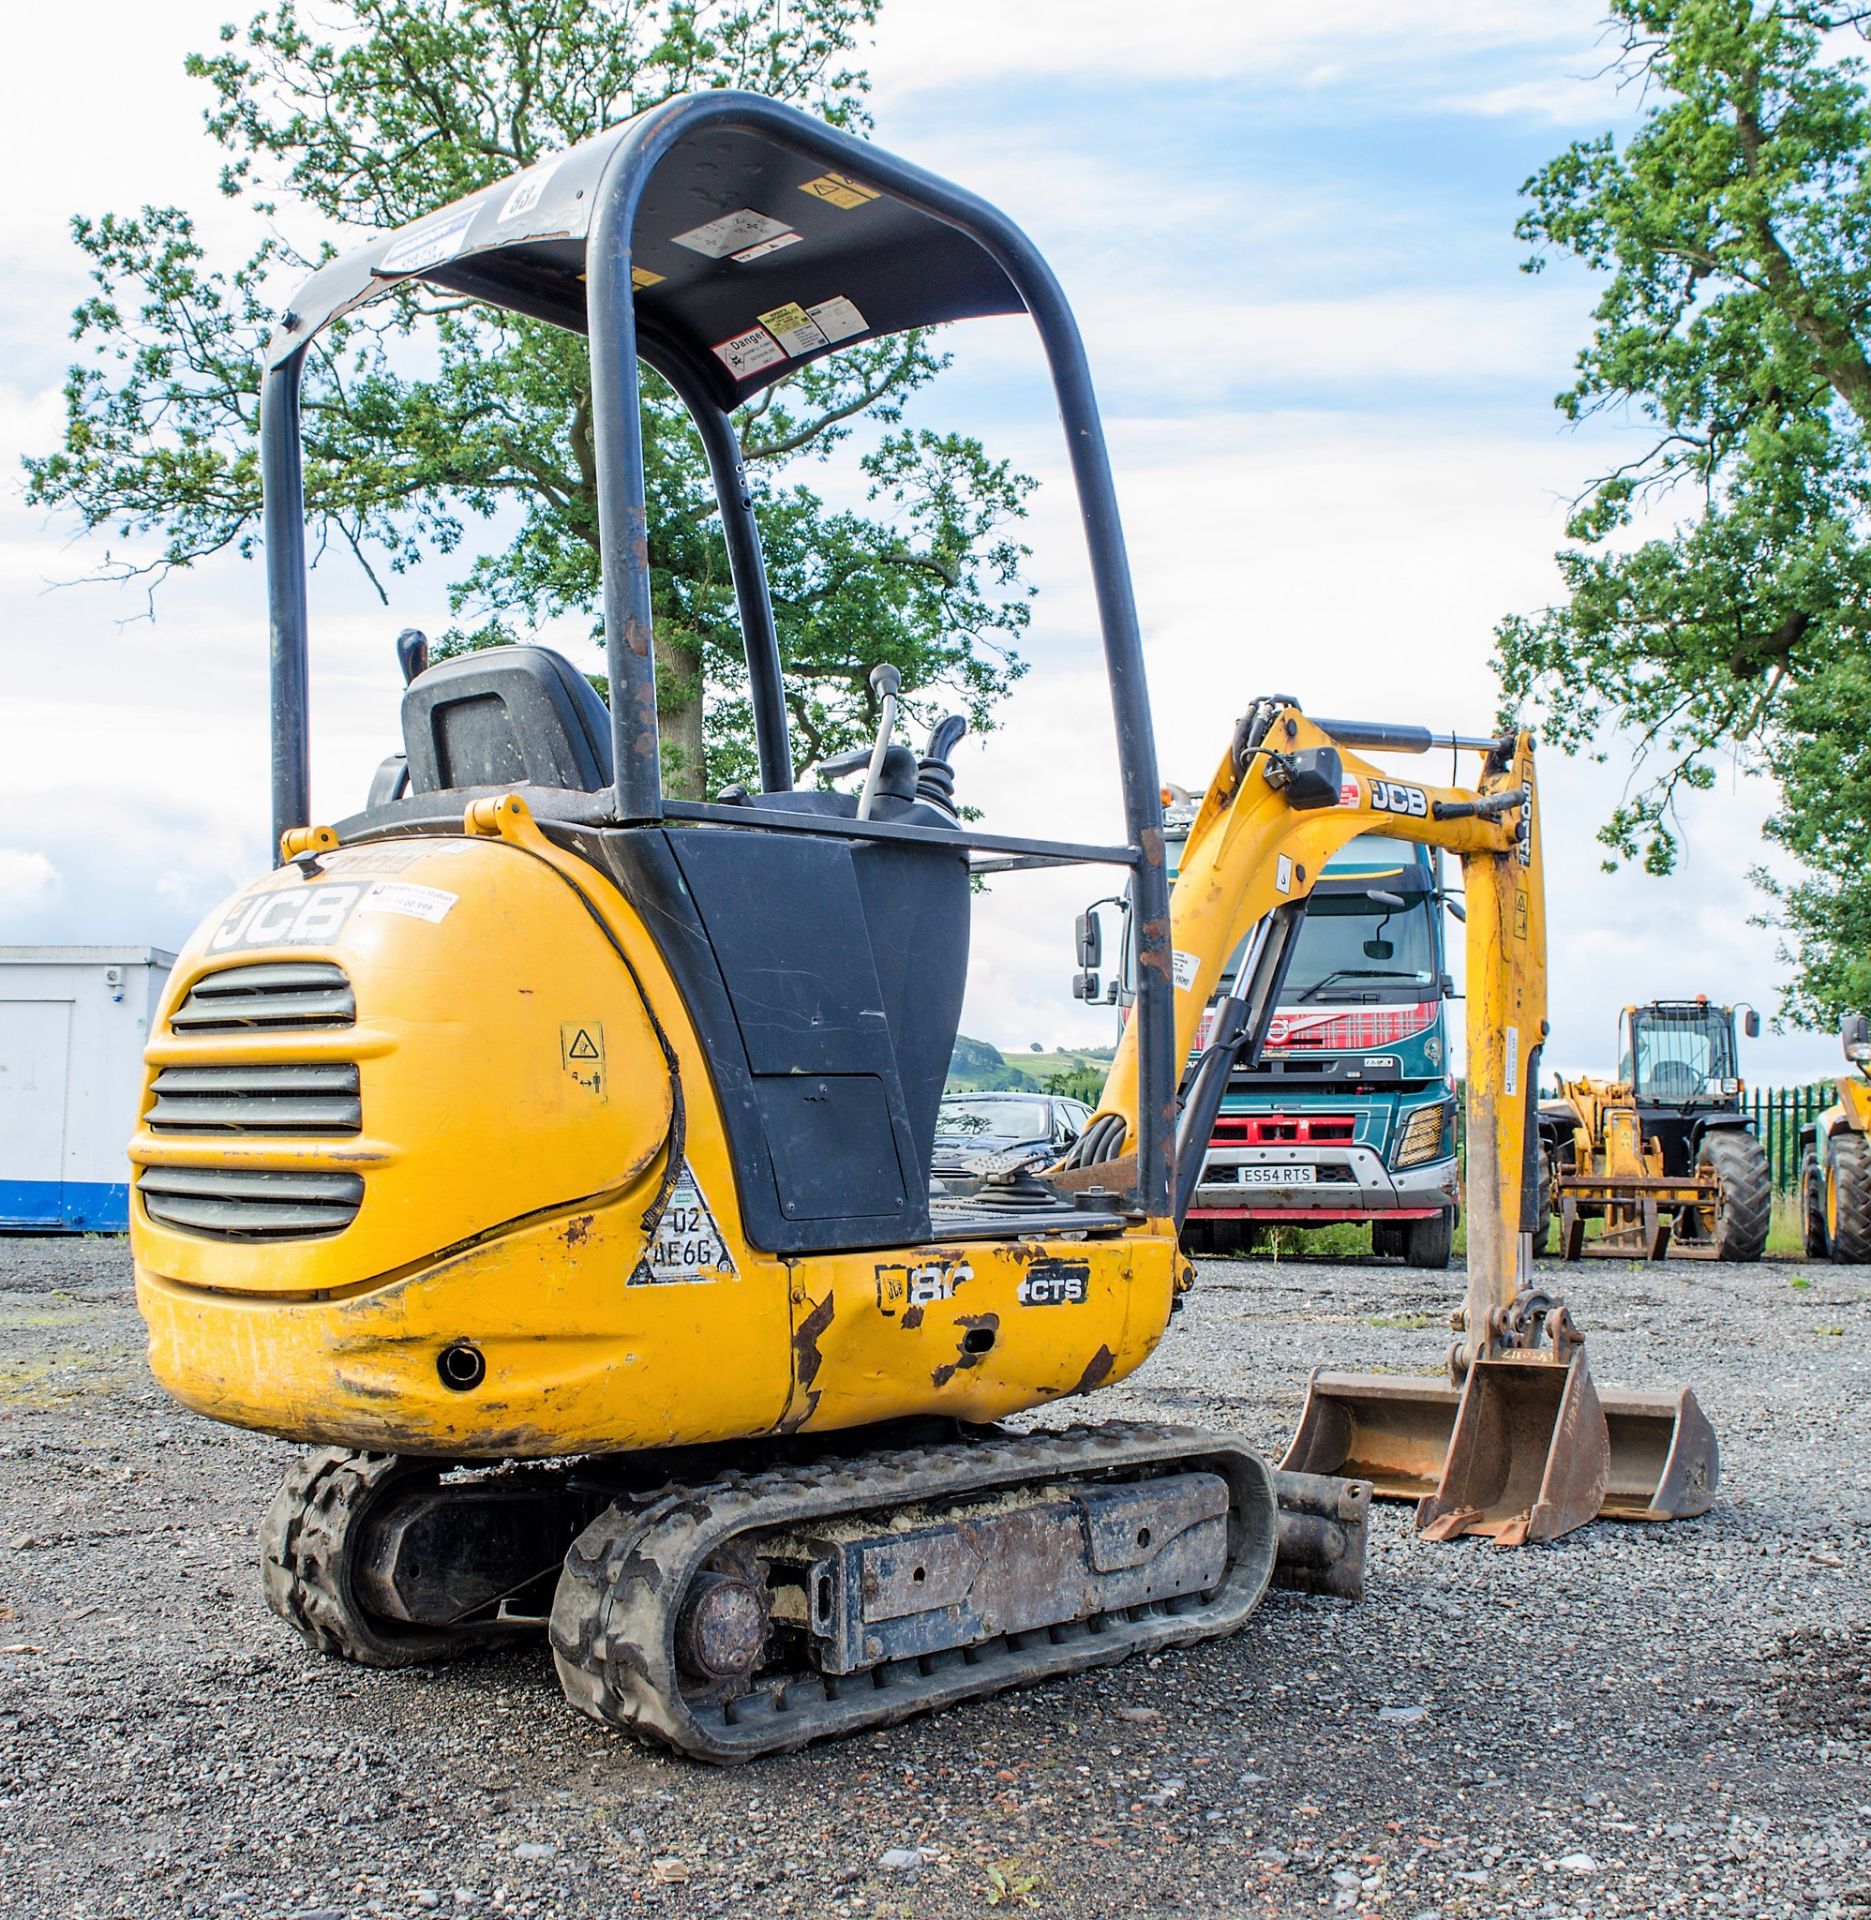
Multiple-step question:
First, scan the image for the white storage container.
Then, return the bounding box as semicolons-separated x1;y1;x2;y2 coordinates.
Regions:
0;947;175;1231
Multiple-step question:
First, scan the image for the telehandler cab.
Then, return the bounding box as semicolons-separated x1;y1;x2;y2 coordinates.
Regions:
128;93;1716;1759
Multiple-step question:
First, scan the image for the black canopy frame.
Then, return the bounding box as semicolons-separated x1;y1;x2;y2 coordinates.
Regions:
257;89;1176;1220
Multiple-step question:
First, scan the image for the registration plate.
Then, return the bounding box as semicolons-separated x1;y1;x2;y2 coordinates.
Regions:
1234;1164;1318;1188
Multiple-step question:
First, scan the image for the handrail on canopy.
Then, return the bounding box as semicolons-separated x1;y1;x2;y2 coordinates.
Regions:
257;88;1176;1221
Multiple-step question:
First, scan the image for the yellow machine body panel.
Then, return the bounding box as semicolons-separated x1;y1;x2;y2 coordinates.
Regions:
130;798;1175;1458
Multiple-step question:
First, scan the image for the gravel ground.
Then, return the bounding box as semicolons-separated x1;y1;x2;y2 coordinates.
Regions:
1;1237;1866;1920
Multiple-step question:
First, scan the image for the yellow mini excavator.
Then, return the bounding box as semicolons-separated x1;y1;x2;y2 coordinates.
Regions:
128;93;1717;1760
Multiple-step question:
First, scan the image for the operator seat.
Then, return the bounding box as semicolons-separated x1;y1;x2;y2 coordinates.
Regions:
400;645;614;796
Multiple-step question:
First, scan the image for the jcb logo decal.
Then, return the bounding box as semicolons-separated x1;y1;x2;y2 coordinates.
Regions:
1369;780;1428;818
209;883;364;951
876;1258;973;1316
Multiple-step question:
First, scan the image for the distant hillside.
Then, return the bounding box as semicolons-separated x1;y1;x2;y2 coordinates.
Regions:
946;1036;1116;1096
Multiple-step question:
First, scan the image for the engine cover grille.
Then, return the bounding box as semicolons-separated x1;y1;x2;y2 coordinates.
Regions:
139;960;365;1239
147;1062;362;1135
137;1165;365;1239
169;961;355;1031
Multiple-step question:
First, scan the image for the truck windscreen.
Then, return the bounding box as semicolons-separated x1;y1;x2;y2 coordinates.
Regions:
1219;891;1438;1002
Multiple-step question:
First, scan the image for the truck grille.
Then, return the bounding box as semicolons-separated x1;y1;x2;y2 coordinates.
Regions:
169;961;355;1031
1212;1113;1356;1146
137;1166;365;1239
147;1062;362;1135
138;960;365;1239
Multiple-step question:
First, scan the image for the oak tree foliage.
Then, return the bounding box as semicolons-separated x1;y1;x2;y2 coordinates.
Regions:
25;1;1033;797
1496;0;1871;1023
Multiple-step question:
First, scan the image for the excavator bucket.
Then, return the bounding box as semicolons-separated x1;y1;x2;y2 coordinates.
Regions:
1413;1352;1607;1546
1282;1361;1717;1540
1597;1385;1720;1520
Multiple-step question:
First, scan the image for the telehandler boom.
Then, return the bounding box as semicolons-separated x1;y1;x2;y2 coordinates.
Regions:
127;94;1715;1760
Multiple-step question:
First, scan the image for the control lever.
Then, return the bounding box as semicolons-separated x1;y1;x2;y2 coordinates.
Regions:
396;628;430;685
855;662;901;823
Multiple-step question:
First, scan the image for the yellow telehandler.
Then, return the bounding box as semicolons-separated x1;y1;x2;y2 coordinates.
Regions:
1799;1015;1871;1261
126;93;1716;1760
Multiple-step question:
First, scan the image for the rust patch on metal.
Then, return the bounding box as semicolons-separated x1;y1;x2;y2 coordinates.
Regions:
792;1291;836;1393
900;1304;925;1330
1070;1345;1116;1398
1136;916;1172;980
562;1214;594;1248
931;1312;1001;1389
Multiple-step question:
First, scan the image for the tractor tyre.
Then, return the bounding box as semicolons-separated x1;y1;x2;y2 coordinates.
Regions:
1403;1207;1454;1270
1532;1141;1554;1257
1826;1129;1871;1264
1695;1128;1771;1263
1799;1144;1829;1259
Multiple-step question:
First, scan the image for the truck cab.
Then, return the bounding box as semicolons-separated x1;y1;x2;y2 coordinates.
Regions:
1104;797;1461;1266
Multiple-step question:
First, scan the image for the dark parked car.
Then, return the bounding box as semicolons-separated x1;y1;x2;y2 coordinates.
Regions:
930;1092;1094;1194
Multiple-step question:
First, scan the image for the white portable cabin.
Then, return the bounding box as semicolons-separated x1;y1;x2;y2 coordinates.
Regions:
0;947;175;1232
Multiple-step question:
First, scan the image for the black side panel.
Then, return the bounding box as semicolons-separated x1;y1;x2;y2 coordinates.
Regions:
555;824;967;1254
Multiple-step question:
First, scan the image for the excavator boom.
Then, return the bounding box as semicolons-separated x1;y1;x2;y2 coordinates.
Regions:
1079;701;1717;1545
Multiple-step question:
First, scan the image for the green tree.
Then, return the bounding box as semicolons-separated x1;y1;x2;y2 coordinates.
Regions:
1496;0;1871;1023
25;0;1032;797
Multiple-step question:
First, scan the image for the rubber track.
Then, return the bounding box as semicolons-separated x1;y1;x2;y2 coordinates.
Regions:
1699;1129;1771;1263
261;1448;486;1668
1829;1129;1871;1263
548;1421;1278;1763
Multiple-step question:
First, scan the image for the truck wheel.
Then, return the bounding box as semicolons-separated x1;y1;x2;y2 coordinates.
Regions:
1403;1208;1453;1270
1371;1220;1405;1259
1827;1130;1871;1263
1209;1222;1260;1257
1696;1129;1771;1263
1800;1145;1829;1259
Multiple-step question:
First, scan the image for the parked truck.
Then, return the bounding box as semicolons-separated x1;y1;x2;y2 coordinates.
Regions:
1091;787;1464;1267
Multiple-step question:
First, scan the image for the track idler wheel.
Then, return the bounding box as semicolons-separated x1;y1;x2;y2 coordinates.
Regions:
261;1449;492;1668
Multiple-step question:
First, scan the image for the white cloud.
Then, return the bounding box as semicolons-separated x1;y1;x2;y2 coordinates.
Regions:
0;849;61;919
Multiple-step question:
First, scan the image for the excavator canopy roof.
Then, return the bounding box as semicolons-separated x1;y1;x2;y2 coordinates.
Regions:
267;101;1025;410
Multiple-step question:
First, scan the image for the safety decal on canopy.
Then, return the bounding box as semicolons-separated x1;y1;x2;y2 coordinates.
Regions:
799;172;880;209
380;206;479;276
731;231;803;263
631;265;666;289
712;326;788;380
673;208;795;258
631;1163;738;1286
757;296;870;358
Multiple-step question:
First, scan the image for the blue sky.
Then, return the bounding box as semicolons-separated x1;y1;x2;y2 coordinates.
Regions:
0;1;1844;1084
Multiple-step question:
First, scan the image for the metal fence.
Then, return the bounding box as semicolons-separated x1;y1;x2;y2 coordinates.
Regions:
1743;1084;1835;1192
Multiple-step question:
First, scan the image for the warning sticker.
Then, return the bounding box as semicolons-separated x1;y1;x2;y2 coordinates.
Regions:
1275;853;1294;895
360;882;458;924
380;206;479;276
808;295;868;343
497;156;562;224
1513;889;1530;942
1504;1025;1521;1098
731;231;803;263
673;208;794;258
1172;949;1200;992
560;1022;605;1098
758;301;828;355
632;265;665;289
631;1163;737;1286
800;172;880;209
712;326;788;380
1337;777;1361;809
